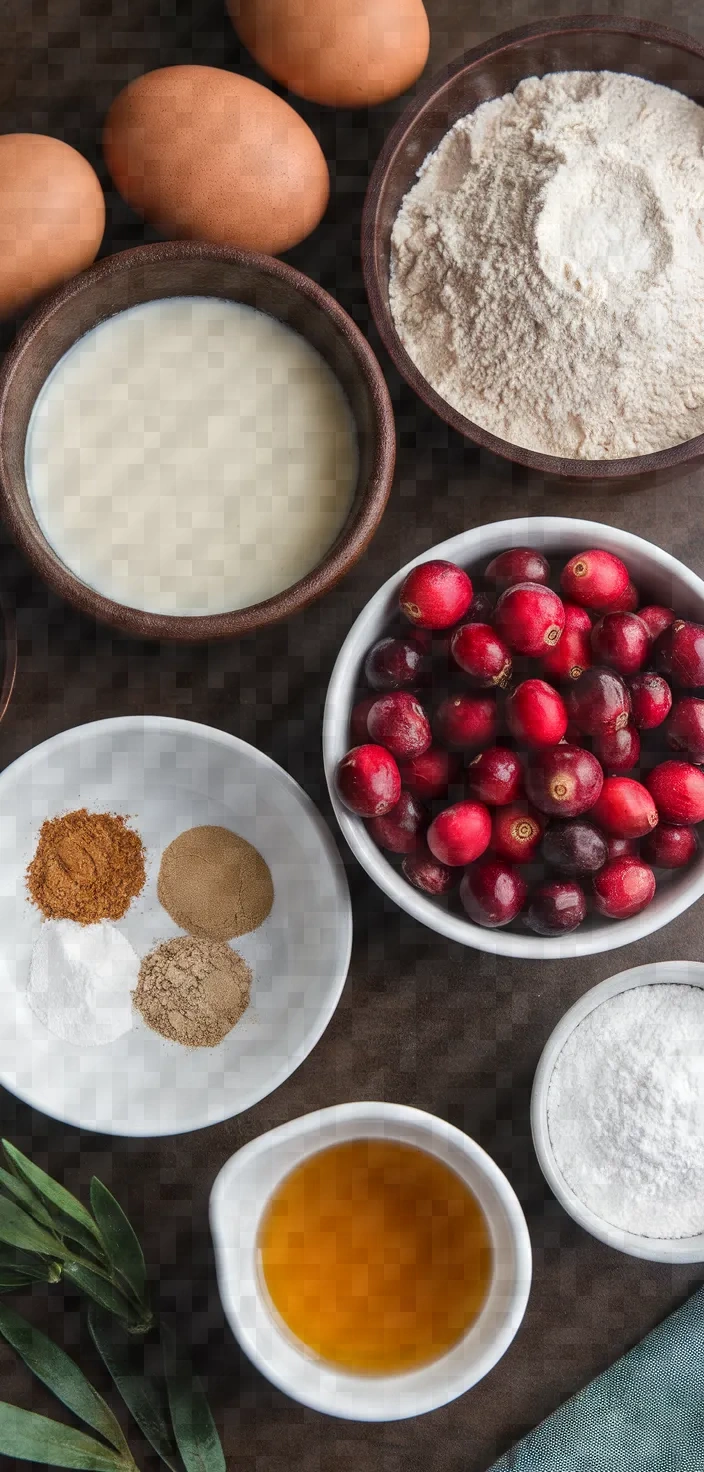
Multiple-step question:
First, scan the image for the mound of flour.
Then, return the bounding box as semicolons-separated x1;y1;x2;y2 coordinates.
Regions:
390;71;704;459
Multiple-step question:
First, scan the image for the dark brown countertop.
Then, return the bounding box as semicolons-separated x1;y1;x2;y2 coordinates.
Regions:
0;2;703;1467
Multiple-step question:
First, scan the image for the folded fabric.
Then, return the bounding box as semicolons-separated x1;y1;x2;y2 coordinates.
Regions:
488;1286;704;1471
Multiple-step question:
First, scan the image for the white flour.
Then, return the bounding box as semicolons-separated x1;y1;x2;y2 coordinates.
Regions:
390;71;704;459
547;984;704;1239
28;919;137;1046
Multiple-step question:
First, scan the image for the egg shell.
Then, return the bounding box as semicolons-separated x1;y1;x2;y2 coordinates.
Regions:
0;134;104;317
103;66;330;255
228;0;429;107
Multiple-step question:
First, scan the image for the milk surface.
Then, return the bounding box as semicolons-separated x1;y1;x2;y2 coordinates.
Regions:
26;297;359;616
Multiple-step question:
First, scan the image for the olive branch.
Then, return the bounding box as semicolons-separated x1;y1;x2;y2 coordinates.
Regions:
0;1140;225;1472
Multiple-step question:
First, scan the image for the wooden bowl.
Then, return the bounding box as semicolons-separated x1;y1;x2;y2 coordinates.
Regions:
362;15;704;482
0;243;395;641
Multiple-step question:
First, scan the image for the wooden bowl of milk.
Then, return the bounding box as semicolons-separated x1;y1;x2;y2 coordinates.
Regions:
0;243;395;640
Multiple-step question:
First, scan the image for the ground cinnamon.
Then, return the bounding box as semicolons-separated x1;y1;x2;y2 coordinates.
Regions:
27;808;146;924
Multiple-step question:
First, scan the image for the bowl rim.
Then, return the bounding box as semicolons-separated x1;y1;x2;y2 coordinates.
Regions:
0;241;396;642
322;515;704;959
0;713;353;1136
209;1100;533;1420
362;13;704;480
530;960;704;1263
0;586;17;726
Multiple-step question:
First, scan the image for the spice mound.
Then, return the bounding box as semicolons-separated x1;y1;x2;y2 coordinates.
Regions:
157;825;273;941
547;983;704;1240
28;919;138;1046
27;809;145;924
133;936;251;1048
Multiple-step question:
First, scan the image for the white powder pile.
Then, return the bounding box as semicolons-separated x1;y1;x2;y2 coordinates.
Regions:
547;984;704;1239
390;71;704;459
28;919;138;1046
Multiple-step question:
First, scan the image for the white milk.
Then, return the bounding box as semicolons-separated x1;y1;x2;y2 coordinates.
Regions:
25;297;359;616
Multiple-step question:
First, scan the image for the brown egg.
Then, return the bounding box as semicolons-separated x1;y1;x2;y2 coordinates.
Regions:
0;135;104;316
228;0;429;108
103;66;330;255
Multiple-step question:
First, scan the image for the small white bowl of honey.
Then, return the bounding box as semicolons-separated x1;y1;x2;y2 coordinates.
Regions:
209;1101;532;1420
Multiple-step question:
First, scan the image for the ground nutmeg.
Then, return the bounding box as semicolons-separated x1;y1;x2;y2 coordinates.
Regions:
27;808;146;924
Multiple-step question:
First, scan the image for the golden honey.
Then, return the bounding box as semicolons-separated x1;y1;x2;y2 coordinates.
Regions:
257;1139;492;1374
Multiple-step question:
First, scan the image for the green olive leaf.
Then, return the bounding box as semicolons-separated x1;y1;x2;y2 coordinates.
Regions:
89;1308;181;1472
0;1192;65;1258
0;1302;129;1456
2;1142;104;1248
63;1263;145;1331
162;1327;225;1472
0;1165;56;1230
0;1403;133;1471
89;1181;147;1307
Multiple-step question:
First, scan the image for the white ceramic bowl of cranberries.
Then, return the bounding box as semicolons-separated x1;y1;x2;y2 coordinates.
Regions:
323;517;704;958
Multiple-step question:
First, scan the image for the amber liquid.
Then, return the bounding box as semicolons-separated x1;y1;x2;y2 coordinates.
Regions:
257;1139;492;1374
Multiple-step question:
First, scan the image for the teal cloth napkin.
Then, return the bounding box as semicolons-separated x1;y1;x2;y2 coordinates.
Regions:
489;1287;704;1471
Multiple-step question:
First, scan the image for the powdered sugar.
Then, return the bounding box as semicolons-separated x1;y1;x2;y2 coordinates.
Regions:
390;71;704;459
547;984;704;1239
28;919;137;1046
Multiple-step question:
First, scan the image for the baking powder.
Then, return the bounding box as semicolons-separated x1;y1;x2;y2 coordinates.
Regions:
390;71;704;459
547;984;704;1239
28;919;137;1046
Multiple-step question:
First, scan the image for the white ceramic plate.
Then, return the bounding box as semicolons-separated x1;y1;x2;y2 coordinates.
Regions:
0;716;352;1136
531;960;704;1262
323;516;704;958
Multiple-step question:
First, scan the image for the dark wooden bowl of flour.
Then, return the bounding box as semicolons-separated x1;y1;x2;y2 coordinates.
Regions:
363;15;704;483
0;243;395;642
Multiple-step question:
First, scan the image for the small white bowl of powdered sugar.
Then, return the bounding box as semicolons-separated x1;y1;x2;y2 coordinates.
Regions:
531;960;704;1262
364;17;704;479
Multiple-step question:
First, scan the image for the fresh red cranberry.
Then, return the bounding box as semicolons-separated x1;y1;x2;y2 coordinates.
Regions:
591;777;659;838
367;790;428;854
364;636;425;691
460;859;527;928
484;547;550;591
492;801;545;862
335;745;401;817
654;619;704;688
525;880;587;935
593;857;656;919
605;835;638;860
610;580;640;614
541;614;592;683
399;560;473;630
450;623;512;687
466;747;523;806
427;801;492;866
666;697;704;763
592;720;640;773
643;823;698;869
525;746;604;818
638;605;675;642
367;692;431;761
434;694;497;751
466;590;495;622
591;612;650;676
350;695;377;744
646;760;704;825
541;820;607;876
628;672;672;730
560;549;630;611
566;667;631;736
493;582;565;657
399;747;460;800
506;679;568;748
402;847;457;896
